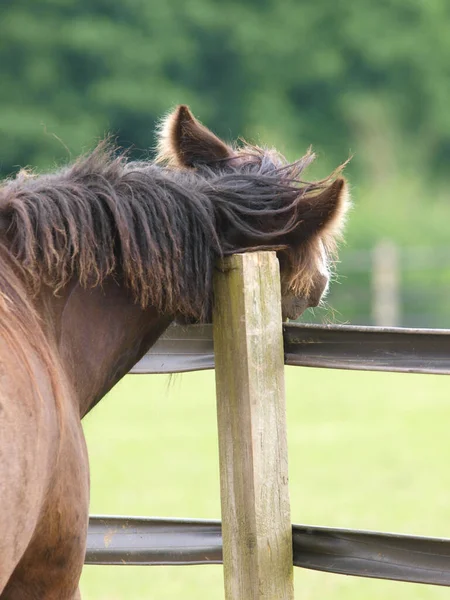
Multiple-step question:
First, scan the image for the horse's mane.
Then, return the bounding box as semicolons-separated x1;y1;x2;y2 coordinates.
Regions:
0;142;338;319
0;243;68;429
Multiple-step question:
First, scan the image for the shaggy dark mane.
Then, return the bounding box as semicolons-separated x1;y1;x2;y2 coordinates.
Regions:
0;142;341;318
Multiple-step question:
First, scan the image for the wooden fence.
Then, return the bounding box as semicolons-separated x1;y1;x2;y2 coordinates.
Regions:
84;251;450;596
329;242;450;328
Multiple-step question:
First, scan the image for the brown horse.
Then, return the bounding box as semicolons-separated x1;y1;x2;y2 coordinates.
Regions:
0;105;349;598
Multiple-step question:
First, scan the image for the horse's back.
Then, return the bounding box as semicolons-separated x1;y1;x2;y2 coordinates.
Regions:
0;336;89;598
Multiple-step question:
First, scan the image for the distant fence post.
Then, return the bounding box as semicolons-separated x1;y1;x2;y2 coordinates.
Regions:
213;252;294;600
372;240;400;326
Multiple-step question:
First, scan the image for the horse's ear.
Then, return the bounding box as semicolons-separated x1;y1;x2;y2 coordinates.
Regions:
156;105;234;168
298;177;350;239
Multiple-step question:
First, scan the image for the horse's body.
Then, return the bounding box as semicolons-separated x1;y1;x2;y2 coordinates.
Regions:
0;106;349;598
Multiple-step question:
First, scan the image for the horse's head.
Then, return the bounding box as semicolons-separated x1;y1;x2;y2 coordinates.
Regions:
157;105;350;320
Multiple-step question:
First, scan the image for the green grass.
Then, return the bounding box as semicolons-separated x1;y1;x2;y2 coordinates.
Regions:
80;367;450;599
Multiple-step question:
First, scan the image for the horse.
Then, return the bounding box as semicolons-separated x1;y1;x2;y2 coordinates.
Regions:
0;105;349;598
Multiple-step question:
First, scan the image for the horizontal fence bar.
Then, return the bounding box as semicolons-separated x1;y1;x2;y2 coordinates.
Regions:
87;516;221;566
132;324;213;374
131;323;450;375
283;323;450;374
86;516;450;586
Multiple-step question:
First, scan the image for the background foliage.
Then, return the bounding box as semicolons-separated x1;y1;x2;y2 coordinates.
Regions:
1;0;450;324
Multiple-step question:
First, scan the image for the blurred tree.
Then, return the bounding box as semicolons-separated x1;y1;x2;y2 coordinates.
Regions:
1;0;450;327
2;0;450;181
0;0;250;174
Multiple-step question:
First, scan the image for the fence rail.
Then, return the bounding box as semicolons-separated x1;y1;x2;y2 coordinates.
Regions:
86;515;450;587
132;322;450;375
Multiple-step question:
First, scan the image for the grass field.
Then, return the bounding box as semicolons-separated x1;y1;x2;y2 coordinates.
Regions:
80;366;450;599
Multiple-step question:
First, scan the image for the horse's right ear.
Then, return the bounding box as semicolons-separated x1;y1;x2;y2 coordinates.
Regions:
156;105;234;168
296;177;350;241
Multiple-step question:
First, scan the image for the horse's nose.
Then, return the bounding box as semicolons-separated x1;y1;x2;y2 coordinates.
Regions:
307;274;329;308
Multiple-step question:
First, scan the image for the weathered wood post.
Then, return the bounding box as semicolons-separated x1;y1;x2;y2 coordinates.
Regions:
372;240;400;326
213;252;294;600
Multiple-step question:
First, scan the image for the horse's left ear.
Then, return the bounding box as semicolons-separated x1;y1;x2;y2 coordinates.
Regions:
298;177;350;239
156;105;234;168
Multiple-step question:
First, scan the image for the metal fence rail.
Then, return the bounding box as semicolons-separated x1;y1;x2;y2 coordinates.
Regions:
86;515;450;587
132;322;450;375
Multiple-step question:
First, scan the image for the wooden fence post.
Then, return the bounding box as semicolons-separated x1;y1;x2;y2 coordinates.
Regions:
213;252;294;600
372;240;401;326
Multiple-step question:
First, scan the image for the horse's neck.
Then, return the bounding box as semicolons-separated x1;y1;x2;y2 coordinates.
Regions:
48;279;173;417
